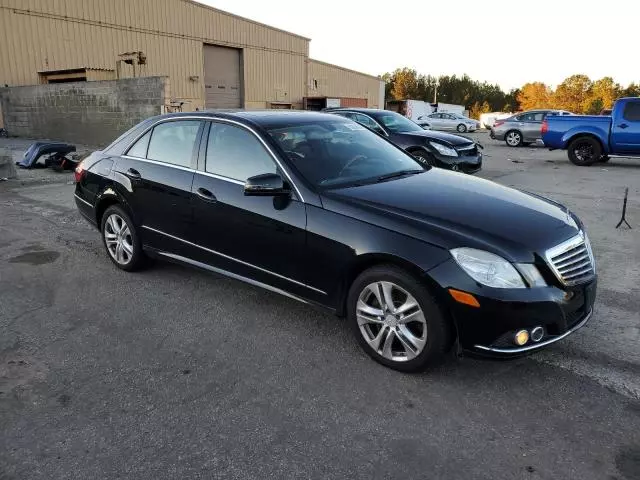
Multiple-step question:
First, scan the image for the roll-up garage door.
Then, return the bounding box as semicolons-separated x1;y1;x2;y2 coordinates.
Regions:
203;45;242;109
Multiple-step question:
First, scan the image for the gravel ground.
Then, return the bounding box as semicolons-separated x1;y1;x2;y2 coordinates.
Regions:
1;133;639;480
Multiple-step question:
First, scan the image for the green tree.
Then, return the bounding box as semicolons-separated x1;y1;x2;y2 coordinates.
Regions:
553;74;593;113
517;82;553;111
587;77;621;112
621;82;640;98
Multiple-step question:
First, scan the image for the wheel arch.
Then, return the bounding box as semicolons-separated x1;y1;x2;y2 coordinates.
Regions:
566;133;605;153
336;253;442;317
95;187;135;228
337;253;458;350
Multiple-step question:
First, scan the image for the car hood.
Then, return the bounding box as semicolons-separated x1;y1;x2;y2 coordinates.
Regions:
400;129;474;146
323;169;580;262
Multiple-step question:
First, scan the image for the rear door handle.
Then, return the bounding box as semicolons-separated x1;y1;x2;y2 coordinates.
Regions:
619;123;629;129
196;187;217;202
126;168;141;179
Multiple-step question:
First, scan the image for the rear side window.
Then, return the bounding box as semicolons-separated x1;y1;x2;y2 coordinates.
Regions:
623;102;640;121
147;121;201;167
126;130;151;158
206;122;277;181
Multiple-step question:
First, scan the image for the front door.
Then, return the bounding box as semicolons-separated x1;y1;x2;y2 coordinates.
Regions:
611;100;640;153
190;121;311;297
521;112;544;141
115;120;203;250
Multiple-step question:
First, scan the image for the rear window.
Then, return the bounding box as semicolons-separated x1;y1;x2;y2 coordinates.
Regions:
622;102;640;121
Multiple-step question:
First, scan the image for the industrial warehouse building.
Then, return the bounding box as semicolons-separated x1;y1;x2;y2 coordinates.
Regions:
0;0;384;111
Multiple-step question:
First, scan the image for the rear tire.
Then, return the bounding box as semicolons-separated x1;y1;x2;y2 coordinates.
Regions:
347;265;451;372
101;205;146;271
505;130;523;147
568;137;602;166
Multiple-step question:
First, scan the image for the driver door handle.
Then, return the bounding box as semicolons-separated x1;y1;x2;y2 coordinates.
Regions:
196;187;217;202
618;123;629;129
126;168;141;179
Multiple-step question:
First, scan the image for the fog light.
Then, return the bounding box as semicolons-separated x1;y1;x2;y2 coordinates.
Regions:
531;326;544;342
514;330;529;346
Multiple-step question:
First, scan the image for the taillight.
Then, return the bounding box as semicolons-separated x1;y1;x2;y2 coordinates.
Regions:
541;120;548;134
74;162;86;183
494;120;504;128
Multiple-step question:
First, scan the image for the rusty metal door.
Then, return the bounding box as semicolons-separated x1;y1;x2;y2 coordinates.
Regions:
203;45;242;109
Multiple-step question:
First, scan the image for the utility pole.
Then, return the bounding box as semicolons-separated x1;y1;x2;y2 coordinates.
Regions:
433;81;439;104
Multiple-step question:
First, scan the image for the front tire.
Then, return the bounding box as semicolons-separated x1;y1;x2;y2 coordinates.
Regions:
411;149;437;167
347;265;451;372
101;205;145;271
568;137;601;166
505;130;523;147
457;124;467;133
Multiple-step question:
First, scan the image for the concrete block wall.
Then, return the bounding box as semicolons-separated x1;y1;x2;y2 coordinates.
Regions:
0;77;169;147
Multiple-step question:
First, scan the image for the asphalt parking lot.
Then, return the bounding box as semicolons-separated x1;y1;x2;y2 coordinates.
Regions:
1;133;640;479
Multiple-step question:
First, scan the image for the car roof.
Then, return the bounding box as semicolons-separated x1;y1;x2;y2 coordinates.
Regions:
147;110;346;129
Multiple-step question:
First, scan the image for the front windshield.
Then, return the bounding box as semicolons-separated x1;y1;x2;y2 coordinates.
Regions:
374;112;425;133
268;120;425;189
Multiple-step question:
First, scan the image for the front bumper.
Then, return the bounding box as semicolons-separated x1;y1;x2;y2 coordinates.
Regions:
436;152;482;174
426;259;597;356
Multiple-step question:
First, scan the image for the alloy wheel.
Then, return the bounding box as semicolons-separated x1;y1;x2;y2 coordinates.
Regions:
356;281;427;362
506;132;521;146
574;142;595;163
104;213;134;265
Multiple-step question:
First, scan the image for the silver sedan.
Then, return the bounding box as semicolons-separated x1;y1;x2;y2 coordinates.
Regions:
416;113;479;133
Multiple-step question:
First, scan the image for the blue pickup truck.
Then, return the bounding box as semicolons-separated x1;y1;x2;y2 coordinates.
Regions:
542;97;640;165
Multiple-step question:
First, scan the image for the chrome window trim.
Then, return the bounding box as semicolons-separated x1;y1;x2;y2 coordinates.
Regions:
74;193;93;208
474;309;592;354
120;115;304;202
197;171;245;186
142;225;326;295
120;155;195;172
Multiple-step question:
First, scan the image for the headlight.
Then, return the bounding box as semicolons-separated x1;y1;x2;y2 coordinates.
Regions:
429;142;458;157
450;248;526;288
583;232;596;273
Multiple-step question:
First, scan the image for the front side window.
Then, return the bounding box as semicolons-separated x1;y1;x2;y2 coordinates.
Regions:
147;121;201;167
206;122;277;181
268;120;424;189
623;101;640;121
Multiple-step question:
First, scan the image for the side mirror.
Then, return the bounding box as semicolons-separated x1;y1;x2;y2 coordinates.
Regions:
244;173;291;197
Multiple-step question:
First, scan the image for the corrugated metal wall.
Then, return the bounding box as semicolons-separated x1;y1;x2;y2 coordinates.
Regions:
0;0;310;109
307;59;383;108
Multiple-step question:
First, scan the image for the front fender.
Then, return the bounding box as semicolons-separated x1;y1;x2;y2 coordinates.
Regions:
561;126;609;153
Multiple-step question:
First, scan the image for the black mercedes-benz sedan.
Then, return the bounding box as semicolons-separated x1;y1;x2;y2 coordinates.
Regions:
74;111;596;372
324;108;482;173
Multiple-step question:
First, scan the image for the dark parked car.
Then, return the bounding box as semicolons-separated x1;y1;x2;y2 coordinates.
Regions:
75;111;596;372
324;108;482;173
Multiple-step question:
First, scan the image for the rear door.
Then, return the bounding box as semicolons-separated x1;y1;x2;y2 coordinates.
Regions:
611;100;640;153
116;119;203;250
190;120;311;297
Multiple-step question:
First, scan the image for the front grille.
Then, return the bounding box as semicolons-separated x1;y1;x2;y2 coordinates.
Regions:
546;233;595;286
456;144;477;156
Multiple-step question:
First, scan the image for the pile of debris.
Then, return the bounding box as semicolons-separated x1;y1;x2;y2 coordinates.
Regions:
16;142;84;172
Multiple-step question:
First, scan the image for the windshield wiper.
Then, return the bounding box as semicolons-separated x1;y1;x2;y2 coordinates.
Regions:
376;169;424;183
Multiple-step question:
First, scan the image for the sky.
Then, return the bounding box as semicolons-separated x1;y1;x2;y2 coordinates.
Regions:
198;0;640;91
